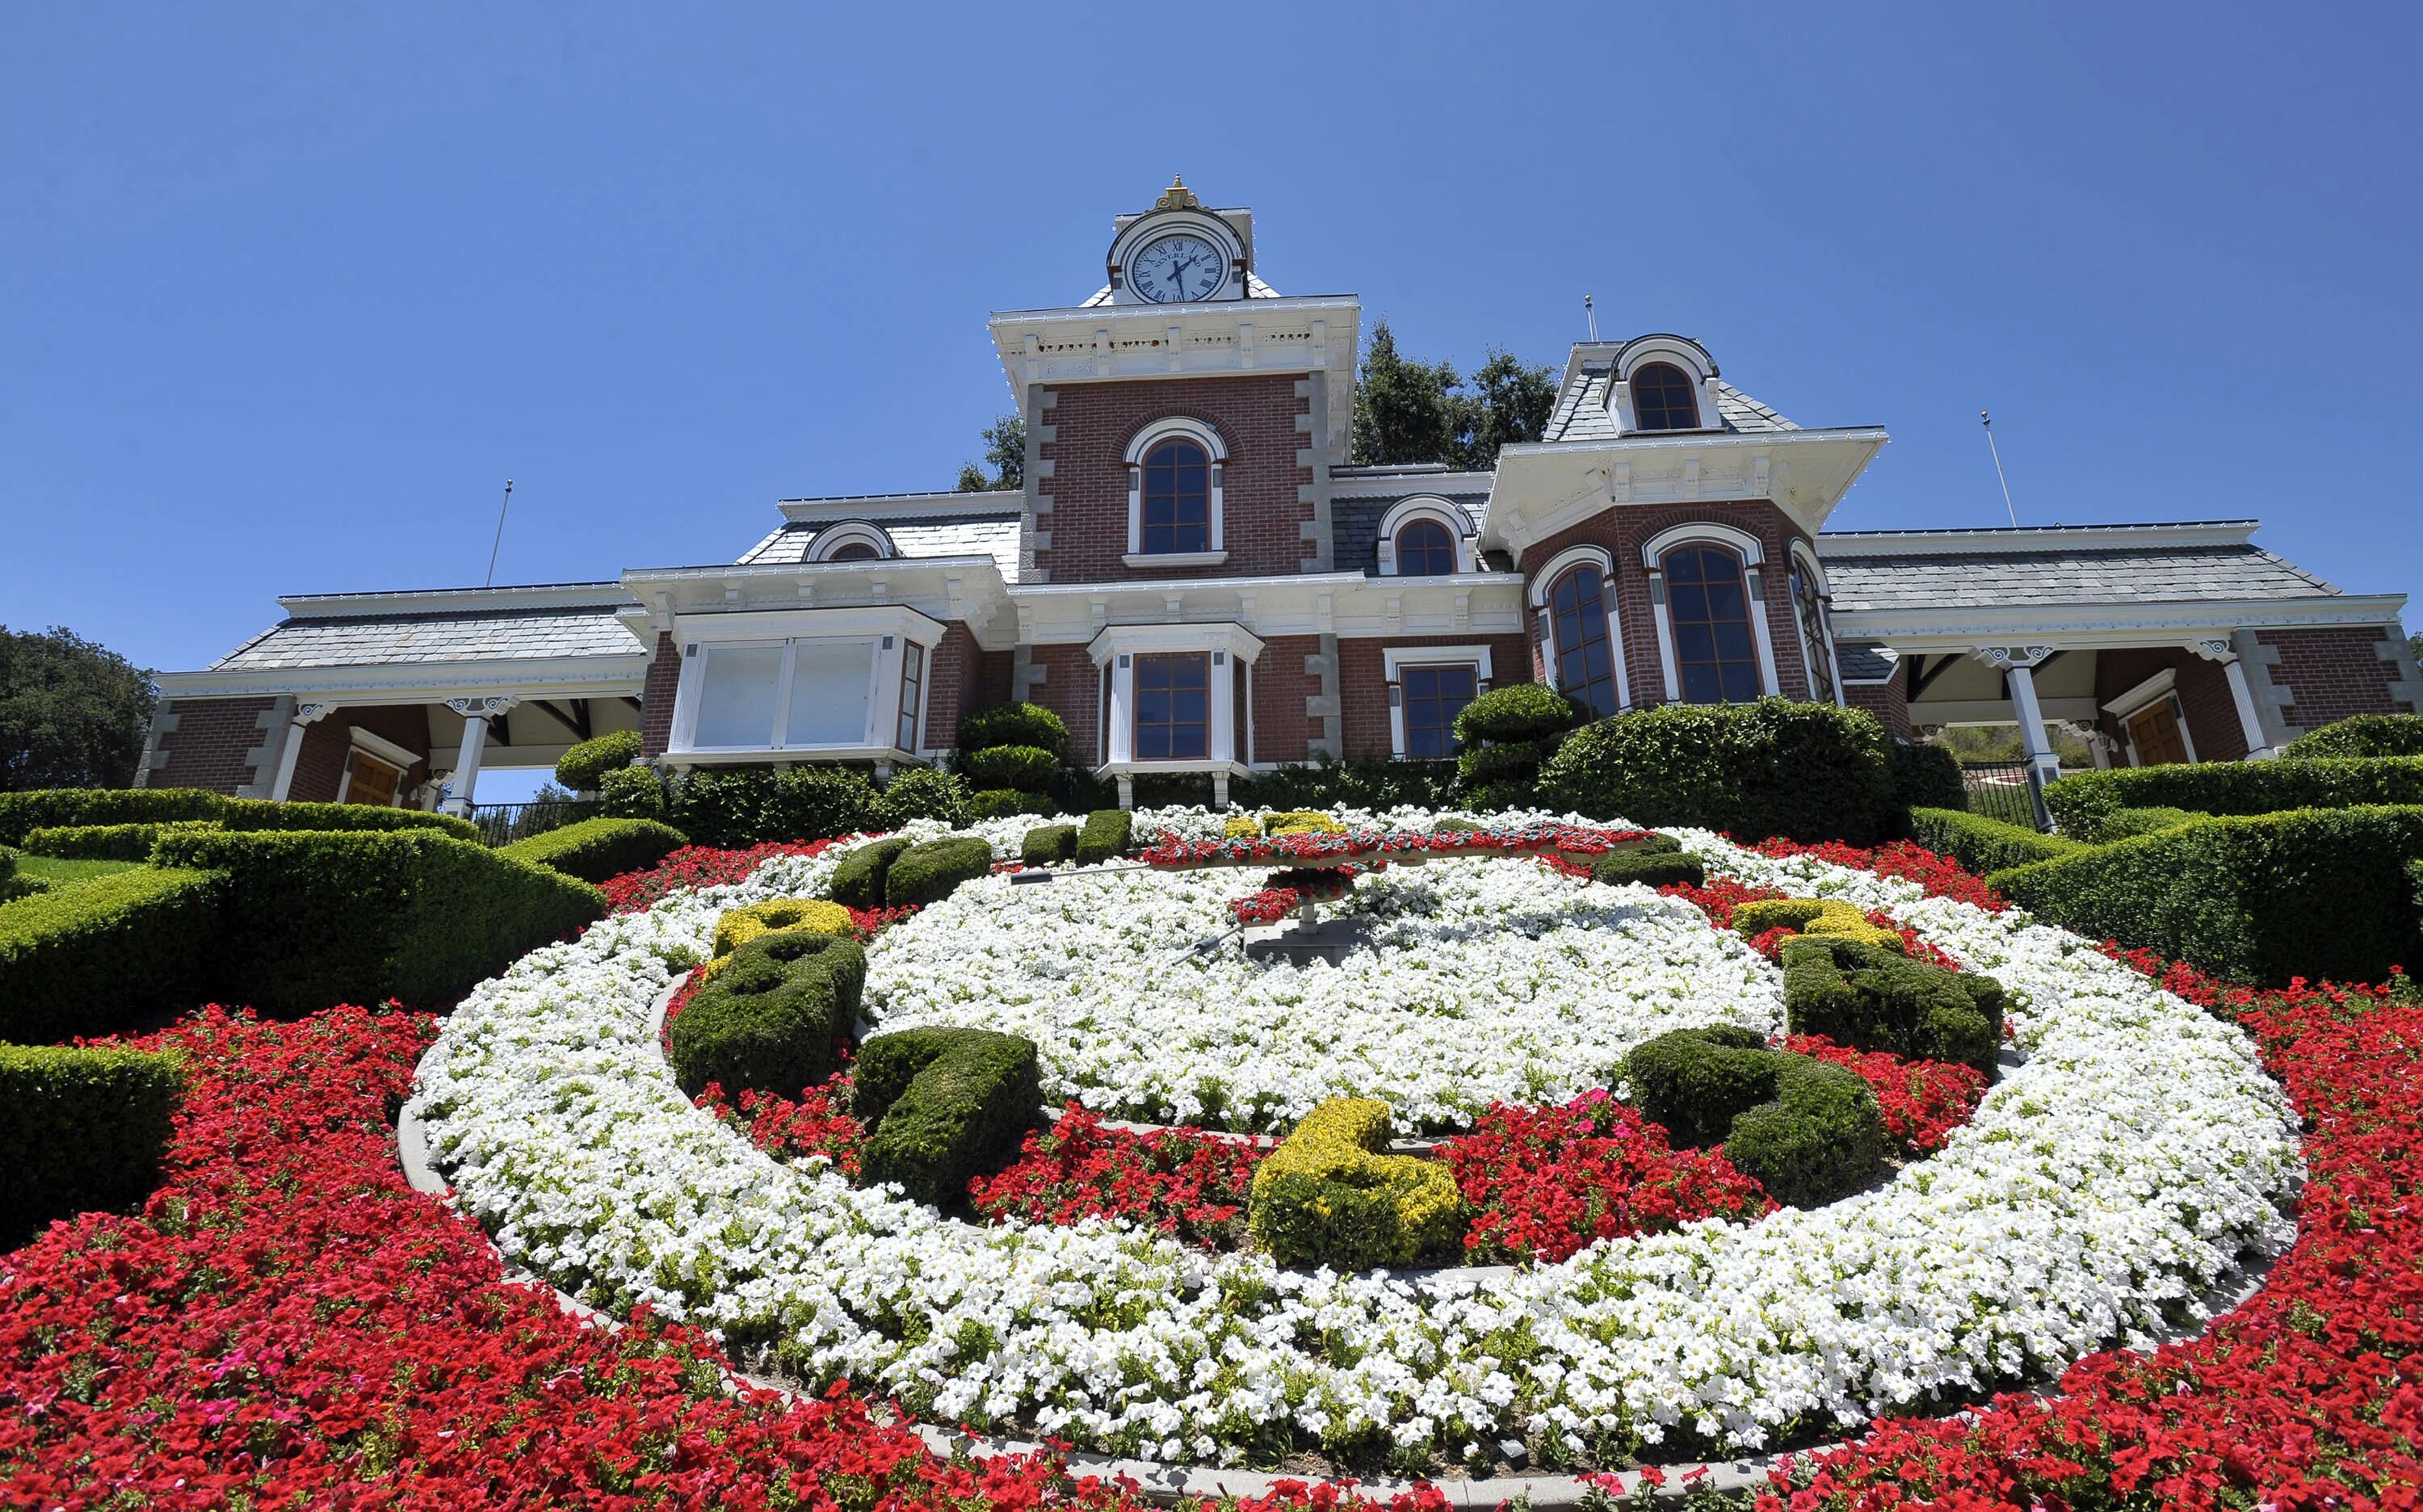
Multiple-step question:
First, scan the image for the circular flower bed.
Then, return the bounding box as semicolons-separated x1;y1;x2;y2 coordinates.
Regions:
409;810;2298;1472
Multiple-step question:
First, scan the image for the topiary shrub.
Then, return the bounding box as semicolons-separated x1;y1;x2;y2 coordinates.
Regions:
0;788;226;846
829;836;913;909
1623;1027;1883;1210
19;820;220;861
1782;934;2005;1077
0;1044;186;1246
854;1027;1043;1208
668;765;882;848
668;932;864;1101
1734;897;1906;953
706;897;855;968
2091;805;2210;844
958;703;1069;761
1540;699;1898;844
1246;1098;1463;1270
555;729;642;791
884;836;995;907
1889;741;1967;814
1455;683;1580;743
961;745;1060;791
874;766;968;829
1589;848;1706;888
1906;808;2085;874
966;788;1051;819
598;765;668;820
498;817;686;883
0;866;224;1042
1020;824;1077;867
1073;808;1132;866
2282;713;2423;761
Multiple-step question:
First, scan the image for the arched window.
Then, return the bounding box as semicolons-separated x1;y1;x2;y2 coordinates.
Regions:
1394;519;1456;576
827;542;880;561
1629;362;1701;431
1662;545;1762;704
1140;438;1212;554
1790;556;1834;701
1548;564;1621;718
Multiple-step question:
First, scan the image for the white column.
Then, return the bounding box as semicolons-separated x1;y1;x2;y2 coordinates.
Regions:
440;696;517;815
268;702;334;802
1104;658;1134;764
1973;645;2062;786
1210;652;1237;763
2190;638;2273;759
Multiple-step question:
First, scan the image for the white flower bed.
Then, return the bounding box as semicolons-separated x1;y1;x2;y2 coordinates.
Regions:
410;808;2299;1467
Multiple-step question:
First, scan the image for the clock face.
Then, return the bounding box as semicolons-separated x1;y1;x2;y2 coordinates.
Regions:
1129;233;1227;303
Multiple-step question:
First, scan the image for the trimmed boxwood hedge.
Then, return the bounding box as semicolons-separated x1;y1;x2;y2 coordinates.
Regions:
2281;713;2423;761
2043;756;2423;838
498;817;687;883
0;1043;185;1245
961;745;1059;791
598;765;668;820
1782;934;2005;1077
1540;699;1900;845
1020;824;1077;867
0;866;225;1042
2094;805;2209;843
1454;683;1578;743
1589;847;1706;888
1245;1098;1463;1270
829;836;913;909
884;836;994;907
1889;741;1967;813
555;729;642;790
220;802;481;840
854;1027;1042;1208
1990;804;2423;985
873;766;968;829
668;765;881;849
1232;756;1459;813
1623;1026;1883;1210
1907;807;2087;875
1073;808;1132;866
19;821;218;861
153;829;603;1014
957;703;1069;760
668;931;864;1100
0;788;225;845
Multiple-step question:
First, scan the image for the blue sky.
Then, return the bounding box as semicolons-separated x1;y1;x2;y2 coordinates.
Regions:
9;2;2421;676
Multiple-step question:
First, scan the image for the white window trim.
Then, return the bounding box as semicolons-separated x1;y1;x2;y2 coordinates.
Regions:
1643;528;1782;702
2102;666;2179;719
1787;542;1846;706
1375;497;1477;576
346;724;422;772
1610;338;1720;435
2116;687;2198;767
1088;620;1262;770
1124;418;1226;562
806;521;895;562
1529;544;1631;716
1383;645;1494;758
667;605;943;760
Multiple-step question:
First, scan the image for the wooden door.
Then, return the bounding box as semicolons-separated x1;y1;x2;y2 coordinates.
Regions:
2127;699;2190;766
344;750;404;806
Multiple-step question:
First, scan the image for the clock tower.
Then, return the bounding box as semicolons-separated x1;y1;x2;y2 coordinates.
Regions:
1103;176;1254;305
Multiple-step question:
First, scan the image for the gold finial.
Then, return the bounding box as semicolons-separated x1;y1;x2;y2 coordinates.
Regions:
1153;174;1201;212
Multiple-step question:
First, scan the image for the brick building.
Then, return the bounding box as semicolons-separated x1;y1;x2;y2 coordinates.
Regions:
149;180;2421;810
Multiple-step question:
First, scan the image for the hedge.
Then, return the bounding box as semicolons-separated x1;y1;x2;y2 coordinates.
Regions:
1990;804;2423;985
1073;808;1132;867
1906;807;2087;875
668;765;881;848
0;866;225;1042
962;745;1059;791
2281;713;2423;761
2043;756;2423;838
1782;934;2006;1076
598;766;668;820
1589;848;1706;888
153;829;603;1014
1736;897;1904;954
1540;699;1900;845
884;836;994;907
0;1044;185;1246
957;703;1069;761
498;817;687;884
1232;757;1459;814
1889;741;1967;813
19;821;217;861
0;788;225;845
854;1027;1042;1208
1623;1026;1883;1210
1454;683;1578;743
873;766;968;829
709;897;854;960
967;788;1051;819
829;838;911;909
1245;1098;1463;1270
668;931;863;1101
1454;685;1579;804
2094;805;2209;843
1020;824;1077;867
218;802;480;841
555;729;642;790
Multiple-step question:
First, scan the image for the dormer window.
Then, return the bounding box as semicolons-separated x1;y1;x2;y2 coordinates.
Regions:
828;543;880;561
807;522;894;563
1629;362;1701;431
1394;519;1456;577
1140;439;1212;553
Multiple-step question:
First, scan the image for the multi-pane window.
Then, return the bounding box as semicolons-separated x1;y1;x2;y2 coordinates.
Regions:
828;542;880;561
895;640;925;750
1791;562;1833;700
1629;362;1701;431
1664;546;1763;704
1140;439;1212;553
1134;653;1210;758
687;638;880;750
1549;565;1621;719
1400;663;1479;758
1394;519;1456;576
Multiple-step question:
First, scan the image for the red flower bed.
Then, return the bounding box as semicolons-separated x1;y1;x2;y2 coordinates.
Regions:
696;1077;867;1177
968;1107;1265;1247
1659;876;1787;929
600;838;865;914
1750;836;2010;914
1437;1091;1774;1264
1784;1035;1987;1158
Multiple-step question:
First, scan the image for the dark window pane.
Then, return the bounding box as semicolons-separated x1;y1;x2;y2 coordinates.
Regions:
1396;519;1456;575
1660;545;1762;704
1631;363;1701;431
1546;565;1619;718
1140;439;1212;555
1134;653;1211;761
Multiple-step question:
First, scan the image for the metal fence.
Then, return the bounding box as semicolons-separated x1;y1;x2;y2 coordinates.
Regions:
465;797;604;847
1959;760;2060;832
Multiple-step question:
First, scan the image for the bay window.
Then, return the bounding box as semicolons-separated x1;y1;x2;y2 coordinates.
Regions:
669;607;941;759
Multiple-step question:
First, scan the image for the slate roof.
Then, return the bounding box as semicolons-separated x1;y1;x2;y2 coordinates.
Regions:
214;605;641;670
739;513;1024;580
1328;469;1491;575
1834;640;1900;683
1542;364;1799;443
1816;536;2344;613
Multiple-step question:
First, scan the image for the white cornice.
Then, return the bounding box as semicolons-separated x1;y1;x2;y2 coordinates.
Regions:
155;655;650;703
1329;468;1495;498
623;557;1017;649
1817;520;2261;557
273;582;633;619
1484;427;1888;549
1010;573;1526;645
669;603;947;649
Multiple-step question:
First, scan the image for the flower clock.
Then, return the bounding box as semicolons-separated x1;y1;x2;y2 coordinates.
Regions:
405;805;2300;1479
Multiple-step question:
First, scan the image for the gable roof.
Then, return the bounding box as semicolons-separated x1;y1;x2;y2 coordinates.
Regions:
212;585;642;672
1540;361;1799;443
1815;521;2344;612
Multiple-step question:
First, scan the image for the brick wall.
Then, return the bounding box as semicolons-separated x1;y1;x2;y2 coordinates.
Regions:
1519;501;1820;709
1035;374;1314;582
638;632;681;759
919;624;985;754
2259;626;2410;733
1024;645;1105;766
1336;633;1535;761
152;695;279;795
2093;648;2248;763
1249;634;1323;764
1844;678;1911;741
288;704;435;803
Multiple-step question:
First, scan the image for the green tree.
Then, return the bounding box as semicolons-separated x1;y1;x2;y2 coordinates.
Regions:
1351;320;1557;469
955;414;1026;492
0;626;157;791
